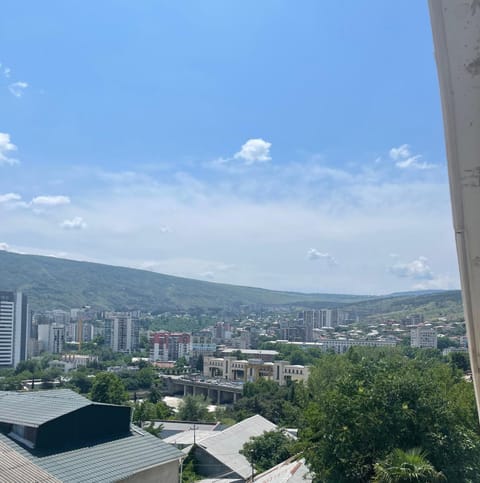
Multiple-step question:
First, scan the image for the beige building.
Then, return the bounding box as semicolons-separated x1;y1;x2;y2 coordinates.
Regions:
203;356;309;385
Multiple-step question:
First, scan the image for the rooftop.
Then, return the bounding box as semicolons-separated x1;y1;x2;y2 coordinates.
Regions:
197;414;277;480
0;389;91;427
0;426;182;483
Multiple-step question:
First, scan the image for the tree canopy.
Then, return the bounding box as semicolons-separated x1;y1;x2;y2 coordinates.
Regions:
89;372;128;405
240;429;296;473
300;348;480;482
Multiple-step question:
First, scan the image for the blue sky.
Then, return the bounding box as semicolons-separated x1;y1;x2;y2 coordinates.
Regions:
0;1;459;294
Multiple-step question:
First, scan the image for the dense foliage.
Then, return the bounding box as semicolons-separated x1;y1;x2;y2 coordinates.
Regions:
177;395;215;422
89;372;128;404
240;429;296;473
300;348;480;482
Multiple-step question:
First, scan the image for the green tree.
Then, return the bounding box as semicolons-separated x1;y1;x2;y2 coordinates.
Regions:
68;371;93;394
448;351;470;372
90;372;128;404
177;395;213;422
373;448;445;482
301;348;480;482
240;429;296;473
148;381;164;404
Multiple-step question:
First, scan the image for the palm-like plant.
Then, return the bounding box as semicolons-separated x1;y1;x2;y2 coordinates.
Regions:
372;448;445;483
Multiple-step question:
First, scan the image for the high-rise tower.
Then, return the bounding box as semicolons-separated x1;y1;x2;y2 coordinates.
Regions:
0;291;30;367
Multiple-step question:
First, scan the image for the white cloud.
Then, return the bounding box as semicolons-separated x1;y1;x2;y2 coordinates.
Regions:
389;144;411;161
389;144;434;170
159;225;172;233
413;274;456;290
0;193;21;203
0;242;9;251
31;195;71;206
307;248;338;266
0;132;19;166
8;81;28;98
234;138;272;165
389;256;434;280
4;67;11;78
60;216;87;230
0;145;459;294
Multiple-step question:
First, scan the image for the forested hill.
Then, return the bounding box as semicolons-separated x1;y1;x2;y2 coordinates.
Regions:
344;290;463;321
0;251;370;311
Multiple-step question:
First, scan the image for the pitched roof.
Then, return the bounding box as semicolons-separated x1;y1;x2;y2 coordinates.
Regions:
0;440;60;483
163;429;214;446
0;427;183;483
197;414;277;479
254;457;312;483
0;390;91;427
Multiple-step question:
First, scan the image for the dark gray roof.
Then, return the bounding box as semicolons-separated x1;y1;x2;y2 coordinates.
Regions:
0;426;183;483
0;389;91;427
0;439;60;483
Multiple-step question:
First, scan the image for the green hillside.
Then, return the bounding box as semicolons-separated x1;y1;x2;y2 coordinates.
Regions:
344;290;463;322
0;251;370;311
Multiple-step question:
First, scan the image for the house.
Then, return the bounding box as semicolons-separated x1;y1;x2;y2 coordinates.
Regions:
0;389;183;482
193;414;278;481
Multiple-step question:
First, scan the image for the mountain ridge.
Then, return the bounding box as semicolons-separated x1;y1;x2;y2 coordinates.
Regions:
0;251;371;311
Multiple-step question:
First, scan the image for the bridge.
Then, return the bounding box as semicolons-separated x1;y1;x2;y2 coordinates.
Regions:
160;374;243;404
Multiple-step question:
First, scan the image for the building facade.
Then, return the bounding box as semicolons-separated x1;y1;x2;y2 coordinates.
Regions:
105;314;138;353
0;291;30;367
150;332;191;362
203;356;310;385
411;327;438;348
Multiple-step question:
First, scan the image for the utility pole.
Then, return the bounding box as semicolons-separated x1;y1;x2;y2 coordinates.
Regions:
190;423;198;446
250;449;254;482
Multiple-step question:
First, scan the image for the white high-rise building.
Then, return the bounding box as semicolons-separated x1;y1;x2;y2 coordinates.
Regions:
0;292;31;367
411;327;438;349
105;314;138;353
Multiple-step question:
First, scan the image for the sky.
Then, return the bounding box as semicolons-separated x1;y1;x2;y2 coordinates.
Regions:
0;1;460;295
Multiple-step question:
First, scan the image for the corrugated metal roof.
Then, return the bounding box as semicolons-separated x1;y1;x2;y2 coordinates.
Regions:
197;415;277;480
254;457;312;483
0;426;183;483
0;439;61;483
163;429;214;446
0;390;91;427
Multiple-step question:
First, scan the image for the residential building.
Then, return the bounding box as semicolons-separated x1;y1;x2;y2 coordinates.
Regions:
276;339;397;354
411;326;438;348
105;313;138;353
193;415;278;481
0;291;30;368
191;330;217;356
150;331;192;362
0;389;183;482
38;323;65;354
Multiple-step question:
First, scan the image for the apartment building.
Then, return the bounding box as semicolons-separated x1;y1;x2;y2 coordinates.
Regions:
411;326;438;348
0;291;30;368
150;332;191;362
105;314;139;353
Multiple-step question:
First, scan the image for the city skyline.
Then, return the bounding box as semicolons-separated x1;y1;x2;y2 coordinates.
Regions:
0;1;458;295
